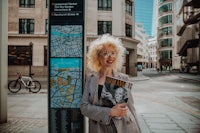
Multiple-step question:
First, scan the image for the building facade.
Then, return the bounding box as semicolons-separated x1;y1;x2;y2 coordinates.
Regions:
86;0;139;76
157;0;180;71
8;0;139;77
147;37;158;69
176;0;200;74
135;0;155;36
8;0;48;77
135;23;149;70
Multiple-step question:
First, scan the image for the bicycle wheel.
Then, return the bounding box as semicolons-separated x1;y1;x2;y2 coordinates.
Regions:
8;80;21;93
29;80;41;93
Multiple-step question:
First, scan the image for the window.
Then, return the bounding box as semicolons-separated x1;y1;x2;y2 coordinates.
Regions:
159;38;172;47
125;0;132;15
159;27;172;37
44;46;47;66
45;19;48;34
126;24;132;37
8;46;32;65
159;15;172;26
98;0;112;11
46;0;48;8
19;19;34;34
98;21;112;35
160;50;172;60
19;0;35;8
159;3;172;14
158;0;168;4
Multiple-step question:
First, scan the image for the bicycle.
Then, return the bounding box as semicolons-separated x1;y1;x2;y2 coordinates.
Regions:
8;72;41;93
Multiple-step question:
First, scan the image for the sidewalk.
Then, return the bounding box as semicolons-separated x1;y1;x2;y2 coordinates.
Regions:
130;71;150;81
2;71;199;133
130;69;200;82
0;92;48;133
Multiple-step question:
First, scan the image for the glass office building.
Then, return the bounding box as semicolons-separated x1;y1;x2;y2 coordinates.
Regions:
135;0;155;36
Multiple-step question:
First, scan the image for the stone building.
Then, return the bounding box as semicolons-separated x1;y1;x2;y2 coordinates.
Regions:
135;23;149;70
147;37;158;69
8;0;48;78
176;0;200;74
8;0;139;77
86;0;139;76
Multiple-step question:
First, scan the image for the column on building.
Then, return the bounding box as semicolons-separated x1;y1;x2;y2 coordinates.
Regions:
0;0;8;123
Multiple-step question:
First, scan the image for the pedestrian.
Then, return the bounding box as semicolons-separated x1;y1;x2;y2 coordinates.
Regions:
80;34;141;133
160;65;163;72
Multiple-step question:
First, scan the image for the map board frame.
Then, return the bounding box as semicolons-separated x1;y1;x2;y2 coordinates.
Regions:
48;0;84;132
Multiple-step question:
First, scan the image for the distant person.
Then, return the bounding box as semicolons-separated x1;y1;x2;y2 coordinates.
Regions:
156;66;159;72
80;34;141;133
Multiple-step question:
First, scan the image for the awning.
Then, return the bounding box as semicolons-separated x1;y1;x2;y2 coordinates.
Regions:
178;39;199;56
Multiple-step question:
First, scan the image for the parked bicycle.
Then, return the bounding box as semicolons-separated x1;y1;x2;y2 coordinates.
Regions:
8;72;41;93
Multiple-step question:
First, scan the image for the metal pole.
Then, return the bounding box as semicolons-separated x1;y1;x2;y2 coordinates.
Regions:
29;42;33;77
198;22;200;75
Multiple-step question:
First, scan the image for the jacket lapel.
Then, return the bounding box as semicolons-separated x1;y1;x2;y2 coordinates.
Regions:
91;74;100;105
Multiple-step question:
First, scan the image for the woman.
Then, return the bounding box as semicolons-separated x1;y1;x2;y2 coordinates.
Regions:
81;34;141;133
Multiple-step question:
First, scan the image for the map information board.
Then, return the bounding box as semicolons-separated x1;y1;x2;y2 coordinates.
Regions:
49;0;84;132
50;58;82;108
51;25;83;57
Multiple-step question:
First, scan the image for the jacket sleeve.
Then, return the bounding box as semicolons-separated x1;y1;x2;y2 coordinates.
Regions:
80;74;111;125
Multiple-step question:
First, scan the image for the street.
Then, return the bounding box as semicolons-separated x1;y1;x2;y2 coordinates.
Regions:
0;69;200;133
133;70;200;133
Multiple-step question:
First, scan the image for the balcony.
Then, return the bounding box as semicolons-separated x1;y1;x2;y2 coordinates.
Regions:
158;0;173;6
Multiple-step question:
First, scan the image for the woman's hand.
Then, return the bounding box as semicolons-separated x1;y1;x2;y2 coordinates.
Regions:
109;103;128;118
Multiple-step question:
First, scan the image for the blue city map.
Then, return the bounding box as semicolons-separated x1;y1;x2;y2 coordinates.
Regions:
50;58;82;108
50;25;83;57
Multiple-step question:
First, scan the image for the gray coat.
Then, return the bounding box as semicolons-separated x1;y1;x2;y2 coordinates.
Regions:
81;72;141;133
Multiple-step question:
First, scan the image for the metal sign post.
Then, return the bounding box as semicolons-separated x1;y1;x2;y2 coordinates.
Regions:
48;0;84;132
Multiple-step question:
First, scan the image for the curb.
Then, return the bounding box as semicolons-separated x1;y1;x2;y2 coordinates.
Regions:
131;77;150;82
179;76;200;82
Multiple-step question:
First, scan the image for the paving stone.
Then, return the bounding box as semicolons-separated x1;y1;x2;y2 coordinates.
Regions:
148;123;182;130
184;128;200;133
141;113;167;118
178;123;200;129
170;114;200;124
144;117;173;123
151;129;185;133
0;117;47;133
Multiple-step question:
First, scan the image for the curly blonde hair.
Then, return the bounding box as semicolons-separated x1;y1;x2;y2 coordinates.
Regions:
87;34;126;72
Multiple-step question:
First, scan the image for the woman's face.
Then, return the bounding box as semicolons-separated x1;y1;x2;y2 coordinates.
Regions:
98;45;117;69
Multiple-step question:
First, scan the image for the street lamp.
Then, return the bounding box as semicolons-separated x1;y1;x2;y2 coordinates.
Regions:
29;42;33;77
